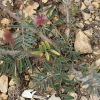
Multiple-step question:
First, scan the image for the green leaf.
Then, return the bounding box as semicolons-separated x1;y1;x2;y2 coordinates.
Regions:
46;5;54;15
62;86;74;92
18;59;23;73
25;56;32;69
49;10;58;20
54;18;65;25
54;75;61;83
60;94;74;100
43;62;53;74
9;25;21;28
48;78;54;88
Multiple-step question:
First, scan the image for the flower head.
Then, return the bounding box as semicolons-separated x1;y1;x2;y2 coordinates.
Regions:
4;30;13;43
33;13;47;26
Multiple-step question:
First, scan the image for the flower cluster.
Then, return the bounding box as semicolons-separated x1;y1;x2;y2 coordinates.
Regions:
33;13;47;26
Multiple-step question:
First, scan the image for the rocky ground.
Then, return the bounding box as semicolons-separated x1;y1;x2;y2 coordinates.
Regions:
0;0;100;100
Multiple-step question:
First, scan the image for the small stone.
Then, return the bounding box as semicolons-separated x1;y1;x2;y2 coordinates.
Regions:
0;75;8;93
95;16;100;21
92;2;100;8
25;75;30;81
90;94;100;100
1;93;8;100
59;4;66;15
94;0;100;3
69;92;77;100
81;2;86;10
89;18;92;21
82;12;91;20
19;96;25;100
9;78;16;86
28;81;34;88
84;28;93;37
88;5;94;11
81;96;88;100
75;0;80;2
74;30;92;53
84;20;90;24
95;58;100;67
75;22;84;28
84;0;92;6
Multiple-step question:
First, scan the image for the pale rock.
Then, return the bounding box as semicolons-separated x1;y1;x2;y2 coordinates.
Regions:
29;81;34;88
89;18;92;21
88;5;94;11
75;22;84;28
81;2;86;10
48;94;61;100
19;2;39;17
0;96;2;100
69;92;77;100
1;93;8;100
84;20;90;24
0;61;3;65
94;0;100;3
74;30;92;53
82;12;91;20
8;86;16;96
59;4;66;15
93;47;100;56
75;0;80;2
9;78;16;86
1;18;11;27
81;96;88;100
42;0;48;3
84;0;92;6
19;96;25;100
0;75;8;93
95;58;100;67
95;16;100;21
84;28;93;37
81;84;89;89
89;94;100;100
92;2;99;8
25;75;30;81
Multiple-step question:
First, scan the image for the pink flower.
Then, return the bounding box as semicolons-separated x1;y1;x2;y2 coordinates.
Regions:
33;13;47;26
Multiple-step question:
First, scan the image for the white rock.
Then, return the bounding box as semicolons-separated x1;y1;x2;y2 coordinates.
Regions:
88;5;94;11
48;94;61;100
0;75;8;93
1;18;11;27
92;2;100;8
74;30;92;53
69;92;77;100
84;0;92;6
95;58;100;67
75;0;80;2
9;78;16;86
94;0;100;3
76;22;84;28
84;28;93;37
84;21;90;24
42;0;48;3
81;2;86;10
19;96;25;100
1;93;8;100
95;16;100;21
81;96;88;100
93;49;100;56
89;94;100;100
82;12;91;20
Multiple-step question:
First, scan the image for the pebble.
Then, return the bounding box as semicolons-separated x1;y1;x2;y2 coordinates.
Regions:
74;30;92;53
81;2;86;10
82;12;91;20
